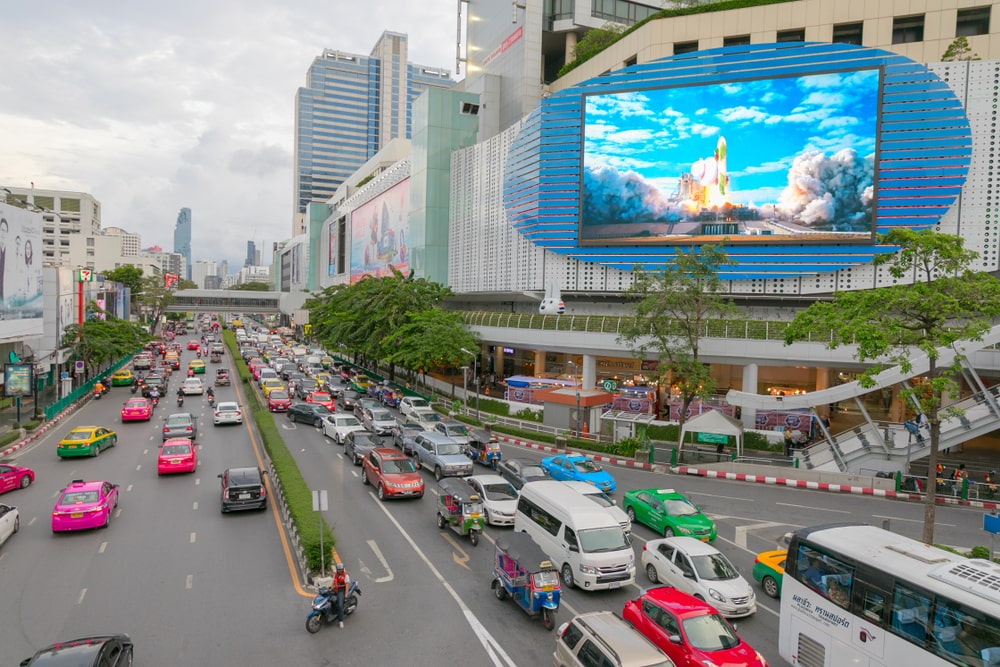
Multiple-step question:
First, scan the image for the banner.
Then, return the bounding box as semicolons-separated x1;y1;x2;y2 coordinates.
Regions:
0;203;44;339
350;179;410;283
164;273;179;287
4;363;33;397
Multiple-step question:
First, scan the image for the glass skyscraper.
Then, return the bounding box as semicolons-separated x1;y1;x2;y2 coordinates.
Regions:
292;31;452;233
173;207;192;280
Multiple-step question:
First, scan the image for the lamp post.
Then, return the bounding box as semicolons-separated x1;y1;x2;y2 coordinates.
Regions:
461;365;469;411
575;390;582;437
461;348;480;421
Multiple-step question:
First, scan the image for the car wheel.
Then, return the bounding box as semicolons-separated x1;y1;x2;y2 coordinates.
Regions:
377;484;386;501
362;470;370;485
626;506;636;521
561;564;575;589
288;412;296;422
313;418;322;428
13;516;19;533
19;475;31;489
434;466;443;481
646;563;659;583
663;527;674;538
436;513;446;529
92;445;100;457
762;575;780;598
111;436;117;448
103;511;111;528
259;500;268;511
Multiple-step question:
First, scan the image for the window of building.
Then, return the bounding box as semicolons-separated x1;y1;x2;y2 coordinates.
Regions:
892;15;925;44
545;0;574;21
723;34;751;47
957;6;991;37
86;237;94;247
674;41;698;55
832;22;864;45
777;28;805;42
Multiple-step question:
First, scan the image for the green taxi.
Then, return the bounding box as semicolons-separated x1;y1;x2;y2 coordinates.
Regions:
621;487;716;541
188;359;206;374
111;369;135;386
57;426;118;458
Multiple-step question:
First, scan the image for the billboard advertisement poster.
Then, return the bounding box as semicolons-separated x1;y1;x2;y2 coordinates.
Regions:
4;363;33;398
0;203;44;336
327;220;337;276
581;68;880;245
349;179;410;283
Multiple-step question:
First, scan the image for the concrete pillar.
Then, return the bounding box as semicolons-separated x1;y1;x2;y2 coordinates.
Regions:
741;363;759;429
495;347;505;380
565;31;578;61
815;367;832;418
534;350;546;376
582;354;597;390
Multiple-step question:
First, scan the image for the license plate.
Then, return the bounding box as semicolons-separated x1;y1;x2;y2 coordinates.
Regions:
737;607;748;614
470;513;480;518
170;459;180;464
239;493;251;500
70;513;83;518
609;582;621;589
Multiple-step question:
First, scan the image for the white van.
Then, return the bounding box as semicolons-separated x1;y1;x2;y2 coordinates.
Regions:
560;481;631;535
514;481;635;591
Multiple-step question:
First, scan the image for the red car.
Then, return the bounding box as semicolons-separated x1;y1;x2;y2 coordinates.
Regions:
157;438;198;475
622;586;767;667
267;390;292;412
362;448;424;500
120;397;153;422
305;391;335;410
0;461;34;494
187;340;200;350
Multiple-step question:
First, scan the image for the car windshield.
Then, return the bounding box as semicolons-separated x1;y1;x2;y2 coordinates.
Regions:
419;413;441;423
664;499;699;517
337;417;361;426
270;391;288;400
355;434;381;446
61;491;99;504
66;429;94;440
681;612;740;651
573;459;602;473
691;553;740;581
447;424;469;435
162;444;191;456
408;399;429;409
166;416;192;426
522;465;547;479
371;410;393;421
218;403;238;411
582;492;614;508
578;526;629;553
312;393;331;401
383;458;416;474
482;483;517;501
436;443;463;456
125;399;146;408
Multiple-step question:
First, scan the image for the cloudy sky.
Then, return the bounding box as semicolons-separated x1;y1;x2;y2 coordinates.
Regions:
0;1;458;270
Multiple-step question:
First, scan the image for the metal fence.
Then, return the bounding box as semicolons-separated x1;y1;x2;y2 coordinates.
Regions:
43;355;134;421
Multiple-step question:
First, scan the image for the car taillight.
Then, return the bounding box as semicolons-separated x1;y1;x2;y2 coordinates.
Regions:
186;426;193;432
163;426;169;433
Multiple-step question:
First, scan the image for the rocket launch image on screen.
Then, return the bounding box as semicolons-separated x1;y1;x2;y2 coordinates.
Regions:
579;68;881;245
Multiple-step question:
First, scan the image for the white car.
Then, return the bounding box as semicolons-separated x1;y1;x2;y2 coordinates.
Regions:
406;408;442;432
641;536;757;618
362;408;398;436
0;503;18;547
214;401;243;425
321;412;365;445
398;395;430;417
181;378;205;395
465;475;518;526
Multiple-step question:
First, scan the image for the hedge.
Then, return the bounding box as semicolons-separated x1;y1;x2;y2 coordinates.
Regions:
0;431;20;448
223;330;334;574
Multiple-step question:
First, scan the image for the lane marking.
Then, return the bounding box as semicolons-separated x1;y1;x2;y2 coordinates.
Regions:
143;449;149;455
77;589;87;604
192;501;198;510
195;478;200;486
366;539;394;583
186;575;194;589
135;465;141;471
872;514;955;527
776;502;850;514
368;491;517;667
441;532;472;571
98;542;107;554
734;522;788;550
28;517;36;526
126;484;133;492
115;508;122;518
687;492;754;502
190;532;197;543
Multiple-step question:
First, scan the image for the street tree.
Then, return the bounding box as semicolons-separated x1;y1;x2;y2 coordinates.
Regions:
618;244;738;434
101;265;145;319
62;314;150;378
135;275;175;334
387;309;480;394
783;229;1000;544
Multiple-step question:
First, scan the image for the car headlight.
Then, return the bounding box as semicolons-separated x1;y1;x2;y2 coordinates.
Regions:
756;652;767;666
709;588;727;603
674;524;691;534
579;564;598;575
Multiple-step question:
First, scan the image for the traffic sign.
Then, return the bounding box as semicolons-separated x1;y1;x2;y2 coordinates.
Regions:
985;512;1000;535
74;361;85;374
312;489;328;512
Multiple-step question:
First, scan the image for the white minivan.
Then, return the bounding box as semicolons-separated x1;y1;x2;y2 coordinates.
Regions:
514;481;635;591
560;481;632;535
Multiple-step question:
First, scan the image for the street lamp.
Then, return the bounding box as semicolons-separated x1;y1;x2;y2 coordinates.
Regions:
460;348;480;421
460;365;469;411
575;390;582;437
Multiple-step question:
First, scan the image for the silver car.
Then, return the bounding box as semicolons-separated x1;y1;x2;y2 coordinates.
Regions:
162;413;198;441
412;432;472;481
362;408;397;436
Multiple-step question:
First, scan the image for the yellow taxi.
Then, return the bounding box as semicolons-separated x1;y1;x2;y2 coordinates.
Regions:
111;369;135;386
164;351;181;370
261;378;286;398
188;359;206;374
313;372;333;388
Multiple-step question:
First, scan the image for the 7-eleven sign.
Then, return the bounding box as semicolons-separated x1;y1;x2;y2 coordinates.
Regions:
76;268;94;282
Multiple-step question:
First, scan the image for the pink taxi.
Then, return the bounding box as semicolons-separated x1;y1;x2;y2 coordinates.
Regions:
157;438;198;475
120;397;153;422
51;480;120;532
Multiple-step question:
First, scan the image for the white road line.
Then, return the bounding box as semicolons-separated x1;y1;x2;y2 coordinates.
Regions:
350;470;358;478
776;502;850;514
369;491;517;667
734;522;788;550
186;575;194;589
190;532;197;544
135;465;141;471
28;517;36;526
115;509;122;518
366;540;394;583
126;484;133;492
77;589;87;604
98;542;107;554
193;501;198;510
143;449;149;455
873;514;954;526
195;478;200;485
687;492;754;502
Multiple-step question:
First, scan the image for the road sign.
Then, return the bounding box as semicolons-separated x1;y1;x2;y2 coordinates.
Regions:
985;512;1000;535
312;489;328;512
74;361;85;374
76;268;94;282
602;379;618;392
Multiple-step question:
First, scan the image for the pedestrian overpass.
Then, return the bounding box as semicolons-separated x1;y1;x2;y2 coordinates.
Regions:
163;289;283;315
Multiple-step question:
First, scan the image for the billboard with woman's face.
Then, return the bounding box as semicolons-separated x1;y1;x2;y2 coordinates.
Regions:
0;203;43;339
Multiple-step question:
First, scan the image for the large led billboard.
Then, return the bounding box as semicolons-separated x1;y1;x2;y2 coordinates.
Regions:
0;203;44;340
349;179;410;284
580;68;881;245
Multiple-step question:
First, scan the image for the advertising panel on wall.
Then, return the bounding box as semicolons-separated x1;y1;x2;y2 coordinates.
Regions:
349;179;410;283
581;68;880;245
57;267;76;344
4;363;33;397
0;203;44;340
327;219;338;276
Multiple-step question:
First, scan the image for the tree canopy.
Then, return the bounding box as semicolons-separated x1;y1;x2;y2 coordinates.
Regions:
101;265;145;296
135;275;175;334
784;229;1000;544
62;314;150;378
230;281;272;291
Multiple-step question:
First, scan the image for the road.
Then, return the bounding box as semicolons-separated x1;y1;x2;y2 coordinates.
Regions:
0;342;989;666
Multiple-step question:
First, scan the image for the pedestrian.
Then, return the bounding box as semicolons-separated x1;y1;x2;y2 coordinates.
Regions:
918;413;929;431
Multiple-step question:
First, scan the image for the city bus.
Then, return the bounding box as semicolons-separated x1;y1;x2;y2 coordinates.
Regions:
779;523;1000;667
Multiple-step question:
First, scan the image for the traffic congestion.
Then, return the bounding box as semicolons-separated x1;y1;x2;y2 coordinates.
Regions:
0;313;994;666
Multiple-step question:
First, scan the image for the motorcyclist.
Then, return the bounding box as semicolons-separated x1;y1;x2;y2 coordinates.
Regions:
331;562;351;628
206;387;215;399
149;388;161;404
94;380;106;396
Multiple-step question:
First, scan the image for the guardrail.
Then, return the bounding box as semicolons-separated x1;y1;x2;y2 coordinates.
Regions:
43;355;134;421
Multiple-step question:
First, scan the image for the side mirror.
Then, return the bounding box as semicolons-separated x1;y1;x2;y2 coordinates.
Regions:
668;634;682;645
217;474;223;479
568;545;580;553
683;571;695;579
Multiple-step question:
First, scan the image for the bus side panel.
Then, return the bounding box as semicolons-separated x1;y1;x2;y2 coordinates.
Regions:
781;581;887;667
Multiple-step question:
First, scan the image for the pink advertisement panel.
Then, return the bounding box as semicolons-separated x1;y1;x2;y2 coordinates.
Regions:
350;179;410;283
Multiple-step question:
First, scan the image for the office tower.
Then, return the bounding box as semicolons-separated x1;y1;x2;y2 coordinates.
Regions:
219;259;229;281
245;240;256;267
192;260;216;290
173;208;192;280
292;31;453;235
1;186;101;265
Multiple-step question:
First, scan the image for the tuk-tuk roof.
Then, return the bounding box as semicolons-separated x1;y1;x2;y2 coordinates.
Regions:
438;478;479;504
494;532;553;572
468;428;494;444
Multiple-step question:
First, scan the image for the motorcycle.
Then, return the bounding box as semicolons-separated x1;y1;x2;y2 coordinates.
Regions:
207;394;215;408
177;394;185;407
305;581;361;634
93;385;109;400
150;393;160;408
130;383;138;395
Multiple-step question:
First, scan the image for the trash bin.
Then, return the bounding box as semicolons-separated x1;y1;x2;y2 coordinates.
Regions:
555;436;567;450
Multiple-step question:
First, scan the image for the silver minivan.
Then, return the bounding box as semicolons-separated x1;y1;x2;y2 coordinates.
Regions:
554;611;673;667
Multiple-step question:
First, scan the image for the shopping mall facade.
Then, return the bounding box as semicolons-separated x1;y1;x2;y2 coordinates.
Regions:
277;0;1000;430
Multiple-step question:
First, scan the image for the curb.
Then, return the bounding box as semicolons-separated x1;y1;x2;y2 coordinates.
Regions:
493;434;665;472
0;402;84;458
671;465;1000;510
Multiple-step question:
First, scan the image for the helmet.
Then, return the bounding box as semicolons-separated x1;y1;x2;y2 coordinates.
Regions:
336;562;345;572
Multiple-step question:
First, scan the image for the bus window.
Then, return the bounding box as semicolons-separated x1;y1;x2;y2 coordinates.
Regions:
858;586;887;623
931;600;1000;665
892;585;931;646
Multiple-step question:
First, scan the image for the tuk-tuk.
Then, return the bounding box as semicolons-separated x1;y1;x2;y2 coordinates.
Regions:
492;532;561;630
467;428;502;469
214;369;231;386
436;477;485;546
210;351;222;363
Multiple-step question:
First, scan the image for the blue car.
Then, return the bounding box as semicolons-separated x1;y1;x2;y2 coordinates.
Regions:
539;454;616;493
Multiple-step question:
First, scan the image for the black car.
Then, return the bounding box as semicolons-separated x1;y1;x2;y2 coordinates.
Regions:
286;402;333;427
392;422;424;455
141;374;166;398
295;379;319;400
497;457;551;490
341;390;361;411
20;634;133;666
344;430;385;466
218;467;267;512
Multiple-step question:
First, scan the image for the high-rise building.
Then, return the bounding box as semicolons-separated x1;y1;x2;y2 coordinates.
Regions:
218;259;229;281
292;31;453;235
142;247;184;277
1;186;101;265
173;208;192;279
191;259;216;290
102;227;140;256
245;241;256;267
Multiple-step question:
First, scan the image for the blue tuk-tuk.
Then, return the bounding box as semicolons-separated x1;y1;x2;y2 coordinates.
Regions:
467;428;502;469
491;532;561;630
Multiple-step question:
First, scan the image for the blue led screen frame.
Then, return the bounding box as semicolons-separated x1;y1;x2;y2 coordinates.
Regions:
503;43;972;280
